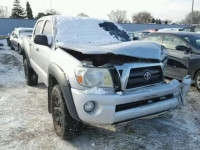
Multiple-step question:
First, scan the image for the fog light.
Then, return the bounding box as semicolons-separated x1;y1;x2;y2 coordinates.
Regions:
84;101;95;112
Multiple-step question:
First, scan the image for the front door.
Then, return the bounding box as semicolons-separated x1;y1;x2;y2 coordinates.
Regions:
162;34;190;80
35;20;53;73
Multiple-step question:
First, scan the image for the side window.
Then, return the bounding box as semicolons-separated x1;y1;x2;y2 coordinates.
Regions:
163;35;186;50
195;27;200;33
183;28;191;32
33;21;44;36
144;35;162;44
42;21;53;35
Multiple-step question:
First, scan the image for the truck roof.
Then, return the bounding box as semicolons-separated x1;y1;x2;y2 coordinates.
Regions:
39;15;127;45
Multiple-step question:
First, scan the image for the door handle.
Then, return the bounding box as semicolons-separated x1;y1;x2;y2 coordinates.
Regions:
36;48;39;52
30;44;32;46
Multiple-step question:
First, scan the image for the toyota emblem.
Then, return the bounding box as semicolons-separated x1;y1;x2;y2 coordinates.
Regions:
144;71;152;81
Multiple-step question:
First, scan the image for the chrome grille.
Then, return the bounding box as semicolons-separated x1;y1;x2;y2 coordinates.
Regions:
126;66;163;89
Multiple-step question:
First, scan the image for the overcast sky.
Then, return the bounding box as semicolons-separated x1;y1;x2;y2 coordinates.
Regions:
1;0;200;22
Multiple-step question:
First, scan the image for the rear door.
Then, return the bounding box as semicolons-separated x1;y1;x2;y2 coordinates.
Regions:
162;34;190;80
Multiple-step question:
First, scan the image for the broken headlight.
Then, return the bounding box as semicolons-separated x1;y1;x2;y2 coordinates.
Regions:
75;67;113;88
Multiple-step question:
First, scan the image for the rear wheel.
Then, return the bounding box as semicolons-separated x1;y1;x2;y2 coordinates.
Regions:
195;70;200;92
51;85;81;139
24;59;38;86
18;45;23;55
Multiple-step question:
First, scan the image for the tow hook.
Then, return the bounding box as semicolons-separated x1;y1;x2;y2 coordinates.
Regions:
180;75;191;106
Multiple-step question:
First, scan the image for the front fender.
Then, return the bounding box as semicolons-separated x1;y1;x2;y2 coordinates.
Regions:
48;63;81;122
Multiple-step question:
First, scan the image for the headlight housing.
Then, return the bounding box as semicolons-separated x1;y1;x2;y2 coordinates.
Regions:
75;67;113;88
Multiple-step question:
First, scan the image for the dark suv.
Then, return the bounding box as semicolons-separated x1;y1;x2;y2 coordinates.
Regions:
181;26;200;33
143;32;200;91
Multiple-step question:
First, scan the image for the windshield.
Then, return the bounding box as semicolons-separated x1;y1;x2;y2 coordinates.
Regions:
181;34;200;50
55;16;130;45
99;22;130;42
19;30;33;38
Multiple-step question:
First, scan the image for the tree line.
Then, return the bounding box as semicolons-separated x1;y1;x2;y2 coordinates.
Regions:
0;0;200;24
0;0;59;19
108;10;172;24
108;9;200;25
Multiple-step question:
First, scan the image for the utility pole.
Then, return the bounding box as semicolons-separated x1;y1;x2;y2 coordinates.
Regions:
191;0;194;25
50;0;53;10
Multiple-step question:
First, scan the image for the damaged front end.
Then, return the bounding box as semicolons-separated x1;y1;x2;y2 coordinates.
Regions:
68;49;191;107
59;43;191;124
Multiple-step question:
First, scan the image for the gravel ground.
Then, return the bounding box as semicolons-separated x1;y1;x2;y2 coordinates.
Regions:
0;40;200;150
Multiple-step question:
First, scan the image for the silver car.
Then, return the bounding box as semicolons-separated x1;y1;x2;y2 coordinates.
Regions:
10;28;33;55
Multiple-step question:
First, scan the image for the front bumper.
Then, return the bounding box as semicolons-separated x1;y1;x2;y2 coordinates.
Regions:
71;77;191;125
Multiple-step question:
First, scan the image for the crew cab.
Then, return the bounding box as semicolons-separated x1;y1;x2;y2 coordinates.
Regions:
143;32;200;92
10;28;33;55
23;16;191;139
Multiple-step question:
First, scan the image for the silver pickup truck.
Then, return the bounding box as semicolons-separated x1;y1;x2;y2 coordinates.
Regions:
23;15;191;139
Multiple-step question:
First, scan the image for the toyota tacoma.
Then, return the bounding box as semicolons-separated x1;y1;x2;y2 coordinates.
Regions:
23;16;191;139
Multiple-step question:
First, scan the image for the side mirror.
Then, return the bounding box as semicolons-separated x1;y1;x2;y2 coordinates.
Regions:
34;35;49;47
176;45;191;53
132;37;139;40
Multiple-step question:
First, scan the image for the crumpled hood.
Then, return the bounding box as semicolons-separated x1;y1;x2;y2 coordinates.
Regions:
57;41;166;61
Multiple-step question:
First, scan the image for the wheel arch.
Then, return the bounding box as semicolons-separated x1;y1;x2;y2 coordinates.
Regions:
194;69;200;78
48;63;81;122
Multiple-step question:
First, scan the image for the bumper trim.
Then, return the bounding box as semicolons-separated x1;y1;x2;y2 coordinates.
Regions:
114;98;178;123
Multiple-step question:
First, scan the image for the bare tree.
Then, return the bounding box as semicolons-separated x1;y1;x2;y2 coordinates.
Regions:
0;6;9;18
183;11;200;24
108;10;128;23
35;9;60;19
132;11;153;24
77;13;89;17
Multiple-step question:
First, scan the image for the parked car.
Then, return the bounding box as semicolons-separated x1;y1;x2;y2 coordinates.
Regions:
10;28;33;55
181;26;200;33
23;16;191;139
143;32;200;91
128;31;150;40
158;28;183;32
7;33;12;46
146;29;158;32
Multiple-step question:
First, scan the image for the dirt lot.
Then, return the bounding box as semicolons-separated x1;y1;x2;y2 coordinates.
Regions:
0;40;200;150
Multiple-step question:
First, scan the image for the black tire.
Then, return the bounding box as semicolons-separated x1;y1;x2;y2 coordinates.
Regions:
24;59;38;86
7;39;11;46
51;85;81;139
10;43;15;50
18;45;23;55
195;70;200;92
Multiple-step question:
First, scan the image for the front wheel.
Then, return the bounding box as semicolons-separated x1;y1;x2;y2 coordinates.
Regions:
195;70;200;92
51;85;81;139
24;59;38;86
10;43;15;50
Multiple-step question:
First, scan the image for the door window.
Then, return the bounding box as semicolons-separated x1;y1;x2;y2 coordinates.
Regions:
33;21;44;36
195;27;200;33
42;21;53;35
144;34;162;44
162;35;186;50
183;28;191;32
